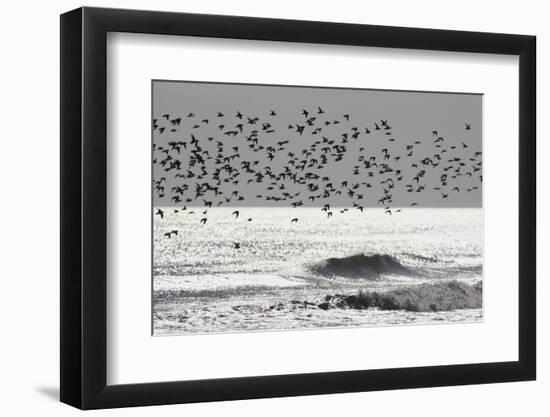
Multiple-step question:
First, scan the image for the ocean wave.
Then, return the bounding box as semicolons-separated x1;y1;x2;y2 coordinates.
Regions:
401;253;440;263
308;254;418;280
317;280;482;312
448;264;483;274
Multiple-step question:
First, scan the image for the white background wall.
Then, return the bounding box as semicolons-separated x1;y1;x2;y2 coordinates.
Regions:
0;0;545;415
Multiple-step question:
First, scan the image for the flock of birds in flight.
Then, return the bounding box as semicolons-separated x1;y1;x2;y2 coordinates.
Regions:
152;105;482;239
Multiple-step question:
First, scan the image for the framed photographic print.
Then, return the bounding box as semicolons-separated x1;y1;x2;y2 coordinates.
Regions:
60;6;536;409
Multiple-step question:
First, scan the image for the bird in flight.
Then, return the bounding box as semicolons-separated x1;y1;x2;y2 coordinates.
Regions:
152;103;481;226
164;230;178;238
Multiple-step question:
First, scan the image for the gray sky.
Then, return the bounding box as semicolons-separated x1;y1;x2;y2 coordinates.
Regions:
152;80;482;208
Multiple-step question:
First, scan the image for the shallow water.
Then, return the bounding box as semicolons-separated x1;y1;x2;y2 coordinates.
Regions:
153;207;482;335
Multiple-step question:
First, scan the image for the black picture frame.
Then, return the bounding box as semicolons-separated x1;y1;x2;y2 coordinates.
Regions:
60;6;536;410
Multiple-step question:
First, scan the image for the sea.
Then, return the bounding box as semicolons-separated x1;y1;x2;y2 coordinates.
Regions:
153;207;483;335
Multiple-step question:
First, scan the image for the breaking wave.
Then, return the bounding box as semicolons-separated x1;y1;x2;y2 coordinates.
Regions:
318;280;483;312
308;254;418;280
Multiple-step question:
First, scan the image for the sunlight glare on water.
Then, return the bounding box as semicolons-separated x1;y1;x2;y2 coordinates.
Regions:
153;207;482;335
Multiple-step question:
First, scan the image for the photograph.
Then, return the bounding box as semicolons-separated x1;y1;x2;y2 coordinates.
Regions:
152;81;483;335
0;0;542;414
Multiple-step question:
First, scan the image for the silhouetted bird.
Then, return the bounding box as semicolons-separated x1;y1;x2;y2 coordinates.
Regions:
152;105;481;223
